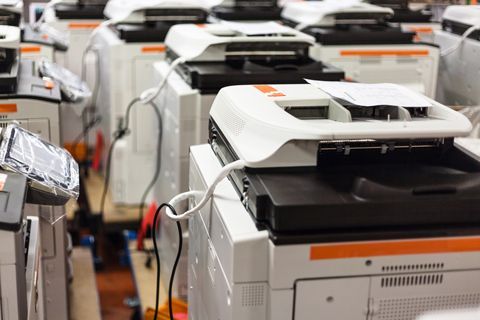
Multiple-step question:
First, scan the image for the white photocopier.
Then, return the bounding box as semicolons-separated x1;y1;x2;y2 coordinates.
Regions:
369;0;440;43
43;0;107;77
94;0;210;205
0;171;41;320
209;0;282;22
434;5;480;106
0;0;68;63
153;22;344;300
0;123;79;320
282;1;440;97
0;25;71;320
184;82;480;320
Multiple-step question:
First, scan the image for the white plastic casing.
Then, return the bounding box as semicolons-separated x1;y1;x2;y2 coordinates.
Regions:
210;84;472;167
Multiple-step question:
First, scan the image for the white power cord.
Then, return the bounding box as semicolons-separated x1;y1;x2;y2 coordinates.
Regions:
165;160;247;221
33;0;63;30
139;57;187;104
441;25;480;57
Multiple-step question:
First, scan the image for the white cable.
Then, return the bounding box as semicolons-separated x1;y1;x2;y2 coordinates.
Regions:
441;25;480;57
139;57;187;104
39;212;66;226
165;160;247;221
33;0;64;30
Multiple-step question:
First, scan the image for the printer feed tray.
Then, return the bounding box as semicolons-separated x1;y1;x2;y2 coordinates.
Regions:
245;149;480;238
179;61;344;93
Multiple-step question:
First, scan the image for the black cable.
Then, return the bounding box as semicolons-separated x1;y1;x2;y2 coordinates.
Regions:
138;100;163;226
152;203;183;320
99;97;140;215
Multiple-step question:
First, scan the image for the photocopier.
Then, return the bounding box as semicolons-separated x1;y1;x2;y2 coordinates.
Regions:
282;1;440;97
184;82;480;320
369;0;439;43
0;171;41;320
0;25;71;320
434;5;480;107
152;22;344;300
0;123;79;320
0;0;68;63
43;0;107;77
94;0;210;205
209;0;282;22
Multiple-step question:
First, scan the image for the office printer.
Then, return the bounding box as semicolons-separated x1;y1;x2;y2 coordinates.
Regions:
210;0;282;22
186;83;480;320
95;0;210;205
0;25;71;320
153;22;343;300
434;5;480;106
0;122;79;320
103;0;209;42
0;171;41;320
282;1;439;97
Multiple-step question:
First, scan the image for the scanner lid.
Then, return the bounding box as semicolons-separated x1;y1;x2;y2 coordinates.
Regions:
210;83;472;167
281;0;393;27
104;0;214;23
166;22;315;61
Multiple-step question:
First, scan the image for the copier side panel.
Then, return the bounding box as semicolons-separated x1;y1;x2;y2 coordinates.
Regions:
294;269;480;320
0;228;27;320
189;145;270;319
270;241;480;289
434;30;480;106
310;44;439;98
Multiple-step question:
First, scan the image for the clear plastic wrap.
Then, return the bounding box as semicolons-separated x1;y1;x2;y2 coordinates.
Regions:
38;59;91;106
37;24;69;50
0;124;79;200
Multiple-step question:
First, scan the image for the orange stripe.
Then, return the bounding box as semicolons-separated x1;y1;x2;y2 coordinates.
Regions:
408;27;434;34
254;85;278;93
68;22;100;29
0;104;17;113
141;45;166;53
340;50;429;57
21;46;41;53
310;237;480;260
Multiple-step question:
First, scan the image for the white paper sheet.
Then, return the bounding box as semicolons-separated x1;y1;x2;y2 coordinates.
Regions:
221;21;293;36
306;80;433;108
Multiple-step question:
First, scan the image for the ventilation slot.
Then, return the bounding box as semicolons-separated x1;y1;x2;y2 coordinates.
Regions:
381;274;444;288
377;293;480;320
241;284;265;307
382;263;445;273
216;103;246;137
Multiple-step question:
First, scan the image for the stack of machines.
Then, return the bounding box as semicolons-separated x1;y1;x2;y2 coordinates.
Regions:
95;0;210;205
282;1;440;97
186;82;480;319
0;24;70;320
152;21;345;299
0;122;79;320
